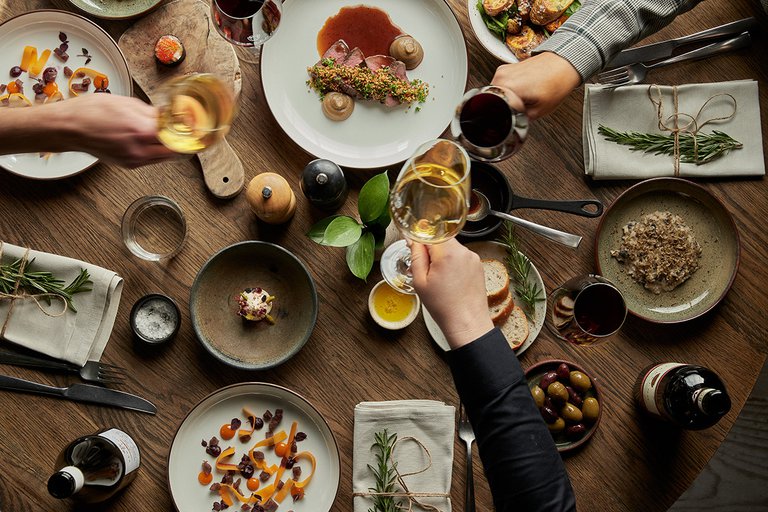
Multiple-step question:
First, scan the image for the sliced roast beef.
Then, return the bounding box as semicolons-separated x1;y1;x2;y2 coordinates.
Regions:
342;47;366;68
321;39;350;64
364;55;396;71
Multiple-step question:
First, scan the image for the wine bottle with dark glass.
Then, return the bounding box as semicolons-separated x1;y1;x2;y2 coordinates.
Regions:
47;428;140;503
635;363;731;430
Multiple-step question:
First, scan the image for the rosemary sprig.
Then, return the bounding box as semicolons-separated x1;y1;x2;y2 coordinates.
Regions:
367;429;400;512
497;222;544;318
598;126;743;165
0;258;92;312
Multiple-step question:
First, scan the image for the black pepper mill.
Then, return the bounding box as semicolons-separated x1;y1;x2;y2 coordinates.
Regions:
300;159;349;210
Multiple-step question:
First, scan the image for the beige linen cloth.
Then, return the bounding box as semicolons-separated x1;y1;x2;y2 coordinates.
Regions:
353;400;455;512
583;80;765;179
0;242;123;366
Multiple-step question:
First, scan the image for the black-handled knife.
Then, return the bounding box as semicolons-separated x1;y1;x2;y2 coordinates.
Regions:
0;375;157;414
605;17;758;69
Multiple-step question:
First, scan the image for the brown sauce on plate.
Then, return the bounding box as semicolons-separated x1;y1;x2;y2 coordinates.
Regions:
317;5;404;58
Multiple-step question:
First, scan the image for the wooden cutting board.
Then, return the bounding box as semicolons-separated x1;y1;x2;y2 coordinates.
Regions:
119;0;244;199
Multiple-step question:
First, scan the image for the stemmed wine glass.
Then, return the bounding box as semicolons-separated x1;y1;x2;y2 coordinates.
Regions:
380;139;471;294
211;0;283;63
451;86;529;162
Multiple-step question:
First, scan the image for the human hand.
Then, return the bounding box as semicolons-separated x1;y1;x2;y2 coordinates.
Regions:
50;94;178;168
491;51;581;120
410;239;494;349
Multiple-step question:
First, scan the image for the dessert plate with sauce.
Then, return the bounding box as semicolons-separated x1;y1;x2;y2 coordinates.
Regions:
260;0;468;169
423;241;546;355
595;178;740;323
0;10;132;179
168;382;340;512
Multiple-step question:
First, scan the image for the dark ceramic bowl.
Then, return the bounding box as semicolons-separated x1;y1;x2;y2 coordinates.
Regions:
460;161;512;238
525;359;602;453
190;241;318;370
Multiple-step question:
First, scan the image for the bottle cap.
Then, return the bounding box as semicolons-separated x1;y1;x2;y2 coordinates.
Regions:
48;466;84;499
130;294;181;348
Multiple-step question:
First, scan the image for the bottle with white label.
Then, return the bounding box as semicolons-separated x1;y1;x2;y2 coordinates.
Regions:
47;428;140;503
635;363;732;430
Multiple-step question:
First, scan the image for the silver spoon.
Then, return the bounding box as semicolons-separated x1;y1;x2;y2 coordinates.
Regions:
467;190;582;248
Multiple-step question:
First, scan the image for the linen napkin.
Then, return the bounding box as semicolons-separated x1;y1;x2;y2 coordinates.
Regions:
353;400;455;512
583;80;765;179
0;242;123;366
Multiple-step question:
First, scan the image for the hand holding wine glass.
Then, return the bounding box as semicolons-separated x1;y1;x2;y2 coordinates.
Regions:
380;139;471;294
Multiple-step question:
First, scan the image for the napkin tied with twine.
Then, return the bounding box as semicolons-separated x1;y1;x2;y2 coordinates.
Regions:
583;80;764;180
0;242;123;366
353;400;454;512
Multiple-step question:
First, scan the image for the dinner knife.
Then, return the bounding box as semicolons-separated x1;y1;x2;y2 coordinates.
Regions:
605;17;758;69
0;375;157;415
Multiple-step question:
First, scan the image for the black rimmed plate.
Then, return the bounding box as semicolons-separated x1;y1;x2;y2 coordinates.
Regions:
595;178;740;324
167;382;340;511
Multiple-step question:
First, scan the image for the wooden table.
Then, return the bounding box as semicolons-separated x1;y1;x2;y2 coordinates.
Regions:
1;0;766;511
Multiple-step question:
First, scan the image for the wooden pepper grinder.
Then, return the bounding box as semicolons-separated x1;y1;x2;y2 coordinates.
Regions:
245;172;296;224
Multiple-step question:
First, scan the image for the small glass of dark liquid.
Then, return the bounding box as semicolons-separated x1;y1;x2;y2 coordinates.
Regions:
546;274;627;345
450;86;528;162
211;0;282;50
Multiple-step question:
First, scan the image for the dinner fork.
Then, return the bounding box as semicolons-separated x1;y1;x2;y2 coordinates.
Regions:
0;350;126;386
597;31;751;88
458;402;476;512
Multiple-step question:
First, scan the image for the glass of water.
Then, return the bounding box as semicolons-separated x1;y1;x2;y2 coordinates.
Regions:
121;196;187;261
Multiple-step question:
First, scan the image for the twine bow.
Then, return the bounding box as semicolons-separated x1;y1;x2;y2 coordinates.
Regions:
0;242;68;339
647;85;737;176
353;436;450;512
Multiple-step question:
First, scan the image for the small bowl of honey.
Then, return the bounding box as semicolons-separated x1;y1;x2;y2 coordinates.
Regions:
368;280;420;330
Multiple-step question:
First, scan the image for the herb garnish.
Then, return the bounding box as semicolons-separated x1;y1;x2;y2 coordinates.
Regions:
598;126;743;165
77;47;93;66
367;429;400;512
0;258;92;312
497;222;544;318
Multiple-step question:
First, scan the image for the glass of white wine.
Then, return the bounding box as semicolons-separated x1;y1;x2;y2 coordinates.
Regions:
156;73;235;154
380;139;471;294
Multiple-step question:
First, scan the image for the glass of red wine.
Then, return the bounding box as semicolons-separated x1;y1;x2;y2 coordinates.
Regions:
546;274;627;346
211;0;282;56
450;86;528;162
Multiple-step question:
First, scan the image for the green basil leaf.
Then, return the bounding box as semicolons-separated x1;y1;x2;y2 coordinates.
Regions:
322;216;362;247
358;172;390;224
306;215;341;243
346;232;375;281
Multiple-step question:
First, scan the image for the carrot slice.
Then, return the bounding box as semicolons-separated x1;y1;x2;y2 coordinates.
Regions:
238;407;258;440
285;421;298;454
67;67;109;97
215;446;239;472
274;478;295;503
28;49;51;76
252;430;287;448
20;46;36;71
293;451;316;489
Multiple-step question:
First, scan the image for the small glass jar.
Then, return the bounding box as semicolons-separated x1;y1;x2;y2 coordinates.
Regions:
130;294;181;347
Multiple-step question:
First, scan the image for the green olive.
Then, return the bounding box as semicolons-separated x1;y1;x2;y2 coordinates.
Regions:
531;385;545;408
560;403;583;423
582;397;600;423
569;371;592;392
547;381;569;403
547;417;565;432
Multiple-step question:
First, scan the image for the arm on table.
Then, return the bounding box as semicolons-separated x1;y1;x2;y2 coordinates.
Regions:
0;94;176;168
411;240;576;511
492;0;706;119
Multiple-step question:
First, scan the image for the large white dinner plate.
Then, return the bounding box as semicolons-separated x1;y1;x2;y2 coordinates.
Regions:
467;0;518;64
168;382;340;512
260;0;468;169
423;241;545;355
0;10;132;179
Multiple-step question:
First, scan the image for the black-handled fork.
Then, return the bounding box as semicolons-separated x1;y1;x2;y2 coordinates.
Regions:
0;349;125;385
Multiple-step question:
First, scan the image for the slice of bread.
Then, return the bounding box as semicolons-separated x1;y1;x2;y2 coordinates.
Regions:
482;259;510;307
501;306;529;350
489;291;514;326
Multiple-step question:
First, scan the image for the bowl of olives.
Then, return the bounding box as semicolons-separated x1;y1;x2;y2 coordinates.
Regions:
526;359;602;452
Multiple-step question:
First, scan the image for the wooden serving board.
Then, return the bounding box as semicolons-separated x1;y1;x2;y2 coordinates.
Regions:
118;0;244;199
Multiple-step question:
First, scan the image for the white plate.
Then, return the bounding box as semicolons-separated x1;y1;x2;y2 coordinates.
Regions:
423;241;545;355
466;0;518;64
260;0;468;169
168;382;340;512
0;10;132;179
66;0;163;20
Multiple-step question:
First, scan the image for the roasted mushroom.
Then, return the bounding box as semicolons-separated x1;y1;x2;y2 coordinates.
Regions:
321;92;354;121
389;35;424;70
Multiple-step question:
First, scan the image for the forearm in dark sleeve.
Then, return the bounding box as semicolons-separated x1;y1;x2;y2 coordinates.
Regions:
447;328;576;512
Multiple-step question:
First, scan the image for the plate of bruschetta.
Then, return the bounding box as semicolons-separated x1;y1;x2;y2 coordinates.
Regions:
422;241;546;355
469;0;582;63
